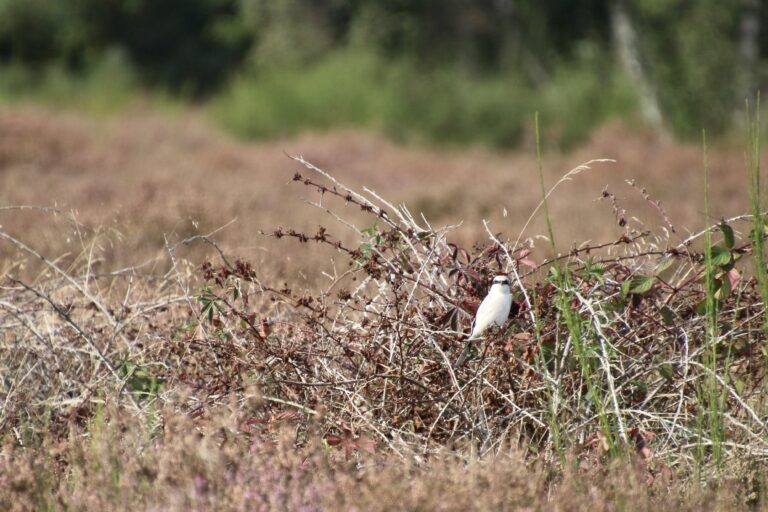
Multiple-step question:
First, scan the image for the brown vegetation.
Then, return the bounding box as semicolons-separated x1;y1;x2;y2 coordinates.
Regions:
0;106;757;284
1;399;760;511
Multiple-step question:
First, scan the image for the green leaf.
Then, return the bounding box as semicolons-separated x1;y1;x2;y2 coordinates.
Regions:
719;223;735;249
629;275;655;294
361;223;377;237
416;231;433;240
707;245;732;267
660;306;676;325
657;363;674;381
582;260;607;282
355;242;373;265
200;300;213;319
119;360;164;398
694;298;720;316
714;276;731;300
620;279;632;298
654;257;675;275
629;379;648;396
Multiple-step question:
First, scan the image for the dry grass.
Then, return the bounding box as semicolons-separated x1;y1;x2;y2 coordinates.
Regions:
2;106;768;509
0;398;760;512
0;106;758;284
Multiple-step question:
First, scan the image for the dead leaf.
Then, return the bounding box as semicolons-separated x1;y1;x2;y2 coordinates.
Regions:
629;427;654;460
261;316;271;336
273;410;302;423
356;434;376;455
324;434;343;446
726;268;741;289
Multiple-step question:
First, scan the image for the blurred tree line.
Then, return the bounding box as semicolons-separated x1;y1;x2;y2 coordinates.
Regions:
0;0;765;143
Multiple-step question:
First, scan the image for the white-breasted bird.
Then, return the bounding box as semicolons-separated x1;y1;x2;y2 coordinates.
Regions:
454;275;513;368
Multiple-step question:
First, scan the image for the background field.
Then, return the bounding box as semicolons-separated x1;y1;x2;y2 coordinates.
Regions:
0;105;758;284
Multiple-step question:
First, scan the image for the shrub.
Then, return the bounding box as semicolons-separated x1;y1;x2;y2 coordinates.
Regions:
212;47;633;148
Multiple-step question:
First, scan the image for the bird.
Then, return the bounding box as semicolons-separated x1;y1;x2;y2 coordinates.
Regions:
454;274;513;368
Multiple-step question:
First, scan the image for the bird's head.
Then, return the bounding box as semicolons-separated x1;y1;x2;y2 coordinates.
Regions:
490;275;511;293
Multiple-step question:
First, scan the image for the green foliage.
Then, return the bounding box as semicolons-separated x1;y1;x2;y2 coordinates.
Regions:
0;0;250;95
213;46;633;148
537;48;637;148
0;0;764;145
100;0;251;94
0;50;139;113
549;263;619;455
119;360;165;400
745;98;768;337
384;65;530;147
199;285;226;322
212;49;397;139
624;274;656;296
632;0;745;138
0;0;90;66
241;0;334;70
701;130;727;466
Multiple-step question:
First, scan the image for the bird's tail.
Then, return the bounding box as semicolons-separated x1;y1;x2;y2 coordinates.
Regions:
453;338;477;369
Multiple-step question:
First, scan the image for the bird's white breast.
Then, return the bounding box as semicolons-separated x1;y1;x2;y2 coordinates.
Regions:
470;288;512;339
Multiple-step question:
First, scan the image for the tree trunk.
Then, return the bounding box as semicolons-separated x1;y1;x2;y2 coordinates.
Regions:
610;0;665;133
740;0;760;106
